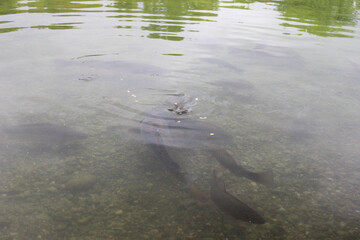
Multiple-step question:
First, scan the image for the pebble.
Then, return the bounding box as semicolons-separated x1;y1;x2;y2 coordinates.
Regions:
115;210;123;215
65;173;96;192
46;186;57;193
279;207;286;212
148;229;161;238
55;224;67;231
78;217;91;224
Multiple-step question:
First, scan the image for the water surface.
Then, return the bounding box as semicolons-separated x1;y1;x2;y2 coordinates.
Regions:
1;0;360;239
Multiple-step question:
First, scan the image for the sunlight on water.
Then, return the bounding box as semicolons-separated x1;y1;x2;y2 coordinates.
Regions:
0;0;360;239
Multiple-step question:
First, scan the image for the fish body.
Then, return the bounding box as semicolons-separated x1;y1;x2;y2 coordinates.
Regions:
140;112;187;182
210;171;265;224
139;109;231;150
200;58;243;73
2;123;87;146
211;149;273;186
139;107;272;186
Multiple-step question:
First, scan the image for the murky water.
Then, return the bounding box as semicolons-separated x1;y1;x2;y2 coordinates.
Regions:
1;0;360;239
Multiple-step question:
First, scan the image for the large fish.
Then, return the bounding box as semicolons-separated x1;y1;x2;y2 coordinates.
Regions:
139;111;188;182
138;105;273;186
210;170;265;224
145;128;187;182
211;149;273;186
140;115;210;200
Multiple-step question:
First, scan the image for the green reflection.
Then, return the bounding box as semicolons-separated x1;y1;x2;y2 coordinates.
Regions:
142;15;215;21
141;24;183;33
110;0;219;41
277;0;358;37
27;0;103;13
0;0;358;38
0;0;103;15
0;26;24;33
162;53;184;56
31;22;82;30
147;32;184;41
0;0;21;15
113;0;219;15
219;0;261;9
222;0;358;37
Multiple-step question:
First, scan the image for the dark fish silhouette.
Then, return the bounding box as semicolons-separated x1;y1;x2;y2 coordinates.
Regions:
200;58;243;73
210;170;265;224
139;111;190;182
138;107;232;150
228;44;304;69
138;106;273;186
211;149;273;186
3;123;87;146
145;128;187;182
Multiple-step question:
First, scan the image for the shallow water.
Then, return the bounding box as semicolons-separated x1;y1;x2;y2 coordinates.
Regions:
1;0;360;239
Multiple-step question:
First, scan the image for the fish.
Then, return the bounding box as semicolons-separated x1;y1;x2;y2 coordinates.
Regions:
228;44;304;69
139;107;232;149
140;117;187;182
211;149;273;186
210;170;265;224
141;121;209;202
2;123;87;146
147;135;187;182
200;58;243;73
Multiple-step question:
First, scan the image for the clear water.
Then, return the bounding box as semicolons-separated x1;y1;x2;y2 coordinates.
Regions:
0;0;360;239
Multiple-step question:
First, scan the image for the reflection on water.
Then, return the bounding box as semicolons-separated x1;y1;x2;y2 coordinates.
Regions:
1;0;360;240
111;0;218;40
278;0;359;37
0;0;359;38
